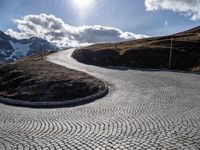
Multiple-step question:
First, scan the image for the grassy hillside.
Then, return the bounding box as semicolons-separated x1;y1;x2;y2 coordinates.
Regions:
72;26;200;72
0;53;106;103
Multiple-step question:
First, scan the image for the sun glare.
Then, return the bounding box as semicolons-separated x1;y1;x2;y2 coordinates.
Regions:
72;0;94;10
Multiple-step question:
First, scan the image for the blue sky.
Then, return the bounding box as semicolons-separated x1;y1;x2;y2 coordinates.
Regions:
1;0;200;47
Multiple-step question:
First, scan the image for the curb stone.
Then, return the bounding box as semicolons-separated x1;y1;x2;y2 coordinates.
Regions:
0;84;108;108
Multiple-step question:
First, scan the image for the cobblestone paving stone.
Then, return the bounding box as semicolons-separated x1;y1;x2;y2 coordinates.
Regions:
0;49;200;149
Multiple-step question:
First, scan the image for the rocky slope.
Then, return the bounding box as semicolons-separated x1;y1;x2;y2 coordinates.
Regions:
0;31;58;63
72;26;200;72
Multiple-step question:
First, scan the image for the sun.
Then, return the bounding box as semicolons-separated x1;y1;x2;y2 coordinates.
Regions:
72;0;94;10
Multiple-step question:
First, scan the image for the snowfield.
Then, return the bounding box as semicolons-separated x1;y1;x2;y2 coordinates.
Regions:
5;41;32;60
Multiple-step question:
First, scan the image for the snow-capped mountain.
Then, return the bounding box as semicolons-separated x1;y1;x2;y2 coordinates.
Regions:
0;31;58;63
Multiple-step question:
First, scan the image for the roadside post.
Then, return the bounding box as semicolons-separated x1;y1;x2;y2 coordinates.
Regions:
40;45;43;60
169;37;173;69
40;32;44;60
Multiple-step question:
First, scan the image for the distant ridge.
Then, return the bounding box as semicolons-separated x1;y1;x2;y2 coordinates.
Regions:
178;26;200;34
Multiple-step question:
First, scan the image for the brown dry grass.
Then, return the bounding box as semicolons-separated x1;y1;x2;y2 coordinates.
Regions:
0;53;105;102
73;26;200;72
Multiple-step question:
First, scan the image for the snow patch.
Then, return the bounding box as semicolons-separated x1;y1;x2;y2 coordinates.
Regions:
0;49;7;55
6;41;32;60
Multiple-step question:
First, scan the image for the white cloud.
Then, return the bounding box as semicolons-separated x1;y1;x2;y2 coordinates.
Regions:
6;14;149;47
145;0;200;21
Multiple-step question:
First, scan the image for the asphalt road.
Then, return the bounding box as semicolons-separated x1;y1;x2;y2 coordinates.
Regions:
0;49;200;149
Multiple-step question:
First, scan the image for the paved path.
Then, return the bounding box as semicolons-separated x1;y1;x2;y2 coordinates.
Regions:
1;49;200;149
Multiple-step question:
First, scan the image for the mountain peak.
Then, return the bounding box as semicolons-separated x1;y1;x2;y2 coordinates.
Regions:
30;37;45;42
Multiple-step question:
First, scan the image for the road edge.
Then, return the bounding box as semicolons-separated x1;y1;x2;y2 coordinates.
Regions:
0;84;108;108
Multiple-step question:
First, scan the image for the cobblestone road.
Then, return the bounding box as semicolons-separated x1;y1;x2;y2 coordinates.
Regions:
0;49;200;149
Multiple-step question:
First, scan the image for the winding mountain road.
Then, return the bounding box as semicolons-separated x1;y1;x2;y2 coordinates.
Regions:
1;49;200;149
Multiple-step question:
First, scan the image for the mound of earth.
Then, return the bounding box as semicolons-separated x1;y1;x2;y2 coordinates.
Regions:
72;26;200;72
0;53;106;103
